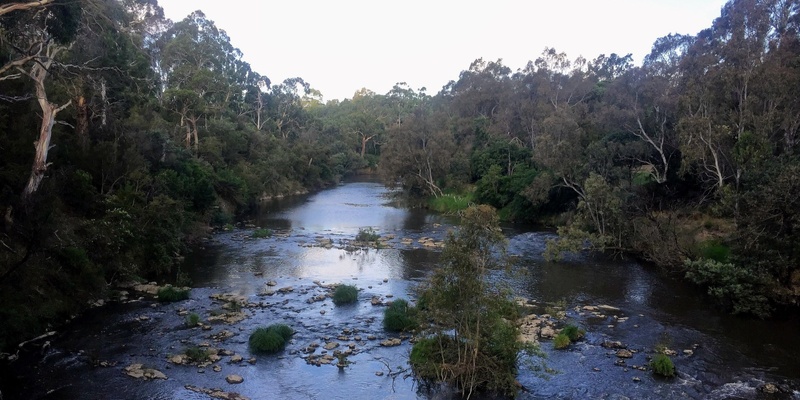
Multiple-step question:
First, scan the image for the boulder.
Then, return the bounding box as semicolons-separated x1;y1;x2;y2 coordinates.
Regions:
226;374;244;384
602;340;625;349
124;364;167;380
323;342;339;350
380;338;402;347
539;326;556;339
615;349;633;359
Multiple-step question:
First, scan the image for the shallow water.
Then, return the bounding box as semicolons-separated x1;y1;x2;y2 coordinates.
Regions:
3;180;799;399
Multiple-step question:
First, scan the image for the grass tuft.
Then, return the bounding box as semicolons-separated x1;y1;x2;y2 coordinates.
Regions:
332;285;359;305
383;299;418;332
249;324;293;354
553;333;571;349
157;286;190;302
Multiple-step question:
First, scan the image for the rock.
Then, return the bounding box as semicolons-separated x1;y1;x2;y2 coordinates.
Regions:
124;364;167;380
132;283;161;295
277;286;293;294
226;374;244;384
663;348;678;356
371;296;382;306
632;377;640;382
213;365;222;372
367;335;376;340
376;371;384;376
759;383;779;394
380;338;402;347
683;349;694;356
540;326;556;339
266;280;277;287
616;349;633;358
230;354;243;363
602;340;625;349
169;354;186;364
323;342;339;350
186;385;250;400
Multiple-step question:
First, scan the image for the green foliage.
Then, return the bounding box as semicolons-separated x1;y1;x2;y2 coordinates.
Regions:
157;286;190;302
184;346;210;362
332;285;359;305
553;333;571;349
355;228;380;242
383;299;418;332
185;313;200;327
684;258;772;317
249;325;292;354
428;191;474;213
698;240;730;263
412;205;523;396
561;325;586;341
650;353;676;377
252;228;273;238
269;324;294;341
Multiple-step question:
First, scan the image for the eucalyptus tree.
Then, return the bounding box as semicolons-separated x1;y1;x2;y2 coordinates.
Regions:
158;11;250;153
0;0;82;200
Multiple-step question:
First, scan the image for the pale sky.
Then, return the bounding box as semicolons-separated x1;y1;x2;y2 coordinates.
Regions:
158;0;728;101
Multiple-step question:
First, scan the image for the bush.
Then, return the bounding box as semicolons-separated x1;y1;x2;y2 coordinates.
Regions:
157;286;190;302
383;299;418;332
698;240;730;263
185;346;210;362
332;285;358;305
252;228;272;238
249;325;292;354
684;258;772;317
553;333;571;349
269;324;294;341
561;325;585;341
355;228;380;242
650;353;675;377
185;312;200;327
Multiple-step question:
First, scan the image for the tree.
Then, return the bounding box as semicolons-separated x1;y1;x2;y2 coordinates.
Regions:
412;205;521;398
380;106;453;197
0;1;82;200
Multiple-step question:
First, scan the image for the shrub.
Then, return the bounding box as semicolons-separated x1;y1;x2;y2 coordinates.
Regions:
553;333;571;349
185;313;200;327
332;285;358;305
650;353;675;377
185;346;210;362
249;327;287;354
383;299;417;332
561;325;585;341
355;228;380;242
157;286;190;302
684;258;772;317
252;228;272;238
269;324;294;341
698;240;730;263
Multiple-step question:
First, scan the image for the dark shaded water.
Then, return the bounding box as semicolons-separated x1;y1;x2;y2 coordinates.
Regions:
3;180;799;399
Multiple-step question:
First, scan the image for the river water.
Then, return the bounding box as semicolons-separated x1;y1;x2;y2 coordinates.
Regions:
3;180;799;399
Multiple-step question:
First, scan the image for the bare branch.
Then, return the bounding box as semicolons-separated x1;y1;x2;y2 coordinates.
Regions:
0;0;54;17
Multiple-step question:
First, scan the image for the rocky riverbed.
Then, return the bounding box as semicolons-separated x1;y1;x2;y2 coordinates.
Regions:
3;181;799;399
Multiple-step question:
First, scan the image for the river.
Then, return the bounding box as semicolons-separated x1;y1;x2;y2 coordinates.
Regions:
3;180;799;399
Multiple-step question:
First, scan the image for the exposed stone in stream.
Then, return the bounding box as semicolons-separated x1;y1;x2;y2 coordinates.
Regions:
123;364;167;380
185;385;249;400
